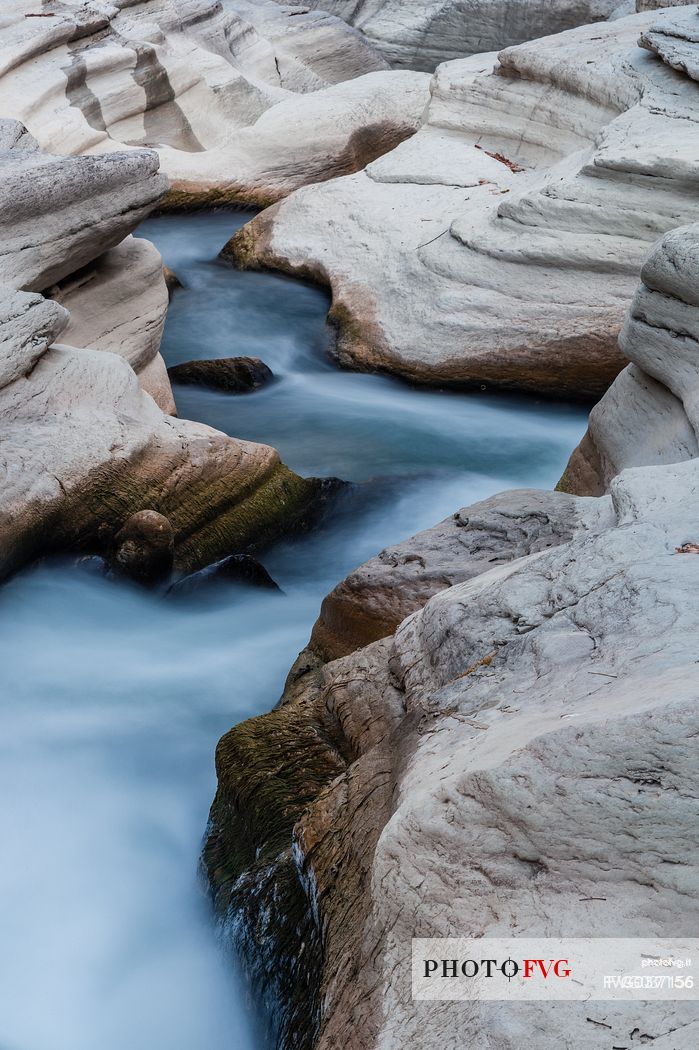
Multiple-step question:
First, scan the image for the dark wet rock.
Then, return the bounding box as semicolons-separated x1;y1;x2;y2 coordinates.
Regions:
109;510;175;585
168;356;274;393
168;554;281;597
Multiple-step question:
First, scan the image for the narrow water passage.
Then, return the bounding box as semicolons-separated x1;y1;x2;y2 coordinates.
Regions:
0;210;588;1050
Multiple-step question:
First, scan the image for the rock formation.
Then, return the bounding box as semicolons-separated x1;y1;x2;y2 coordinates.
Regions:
205;222;699;1050
0;120;330;580
305;488;601;663
561;221;699;495
0;0;430;206
168;552;281;596
48;235;175;413
229;7;699;398
278;0;623;71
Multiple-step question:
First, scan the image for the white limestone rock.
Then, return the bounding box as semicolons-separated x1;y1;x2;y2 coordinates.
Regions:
278;0;623;71
48;236;175;413
0;0;430;205
0;119;173;409
637;0;696;9
207;222;699;1050
305;488;612;661
0;126;165;291
231;10;699;398
562;222;699;494
640;3;699;81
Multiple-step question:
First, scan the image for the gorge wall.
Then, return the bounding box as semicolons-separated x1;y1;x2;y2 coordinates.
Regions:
0;0;435;579
1;2;697;1048
277;0;626;71
206;216;699;1050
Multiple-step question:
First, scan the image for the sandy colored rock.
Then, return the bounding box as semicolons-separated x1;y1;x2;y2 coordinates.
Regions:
230;12;699;398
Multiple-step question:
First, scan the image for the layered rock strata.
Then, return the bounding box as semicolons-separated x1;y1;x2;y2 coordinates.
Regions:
279;0;623;71
0;121;328;580
206;224;699;1050
0;0;430;206
561;220;699;494
230;9;699;398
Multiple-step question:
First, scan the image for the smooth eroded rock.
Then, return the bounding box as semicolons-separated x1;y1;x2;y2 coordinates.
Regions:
231;12;699;398
0;119;337;581
307;488;611;662
561;221;699;495
280;0;623;71
0;0;430;206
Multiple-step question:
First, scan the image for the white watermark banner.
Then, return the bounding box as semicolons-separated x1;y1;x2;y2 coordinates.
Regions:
412;938;699;1001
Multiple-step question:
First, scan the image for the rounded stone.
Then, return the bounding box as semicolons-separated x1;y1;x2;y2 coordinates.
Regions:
111;510;175;585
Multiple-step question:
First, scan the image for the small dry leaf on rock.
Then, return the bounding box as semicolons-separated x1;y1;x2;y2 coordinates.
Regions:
675;543;699;554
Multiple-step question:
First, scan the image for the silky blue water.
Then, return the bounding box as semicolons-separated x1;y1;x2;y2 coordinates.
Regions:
0;210;587;1050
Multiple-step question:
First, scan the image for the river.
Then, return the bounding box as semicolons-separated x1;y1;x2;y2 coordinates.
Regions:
0;211;587;1050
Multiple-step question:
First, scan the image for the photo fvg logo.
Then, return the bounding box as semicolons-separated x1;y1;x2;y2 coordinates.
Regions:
424;957;572;981
412;938;699;1002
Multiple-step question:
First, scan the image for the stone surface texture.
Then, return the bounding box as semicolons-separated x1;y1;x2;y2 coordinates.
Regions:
206;223;699;1050
278;0;623;71
231;10;699;398
0;0;430;205
306;488;609;662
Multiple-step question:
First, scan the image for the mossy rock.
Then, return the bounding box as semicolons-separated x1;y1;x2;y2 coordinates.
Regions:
204;702;348;1050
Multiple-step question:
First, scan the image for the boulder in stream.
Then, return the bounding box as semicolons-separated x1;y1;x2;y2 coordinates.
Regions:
168;357;274;393
110;511;175;586
169;554;281;598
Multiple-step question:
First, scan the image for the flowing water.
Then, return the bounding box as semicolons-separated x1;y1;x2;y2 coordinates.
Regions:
0;210;587;1050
